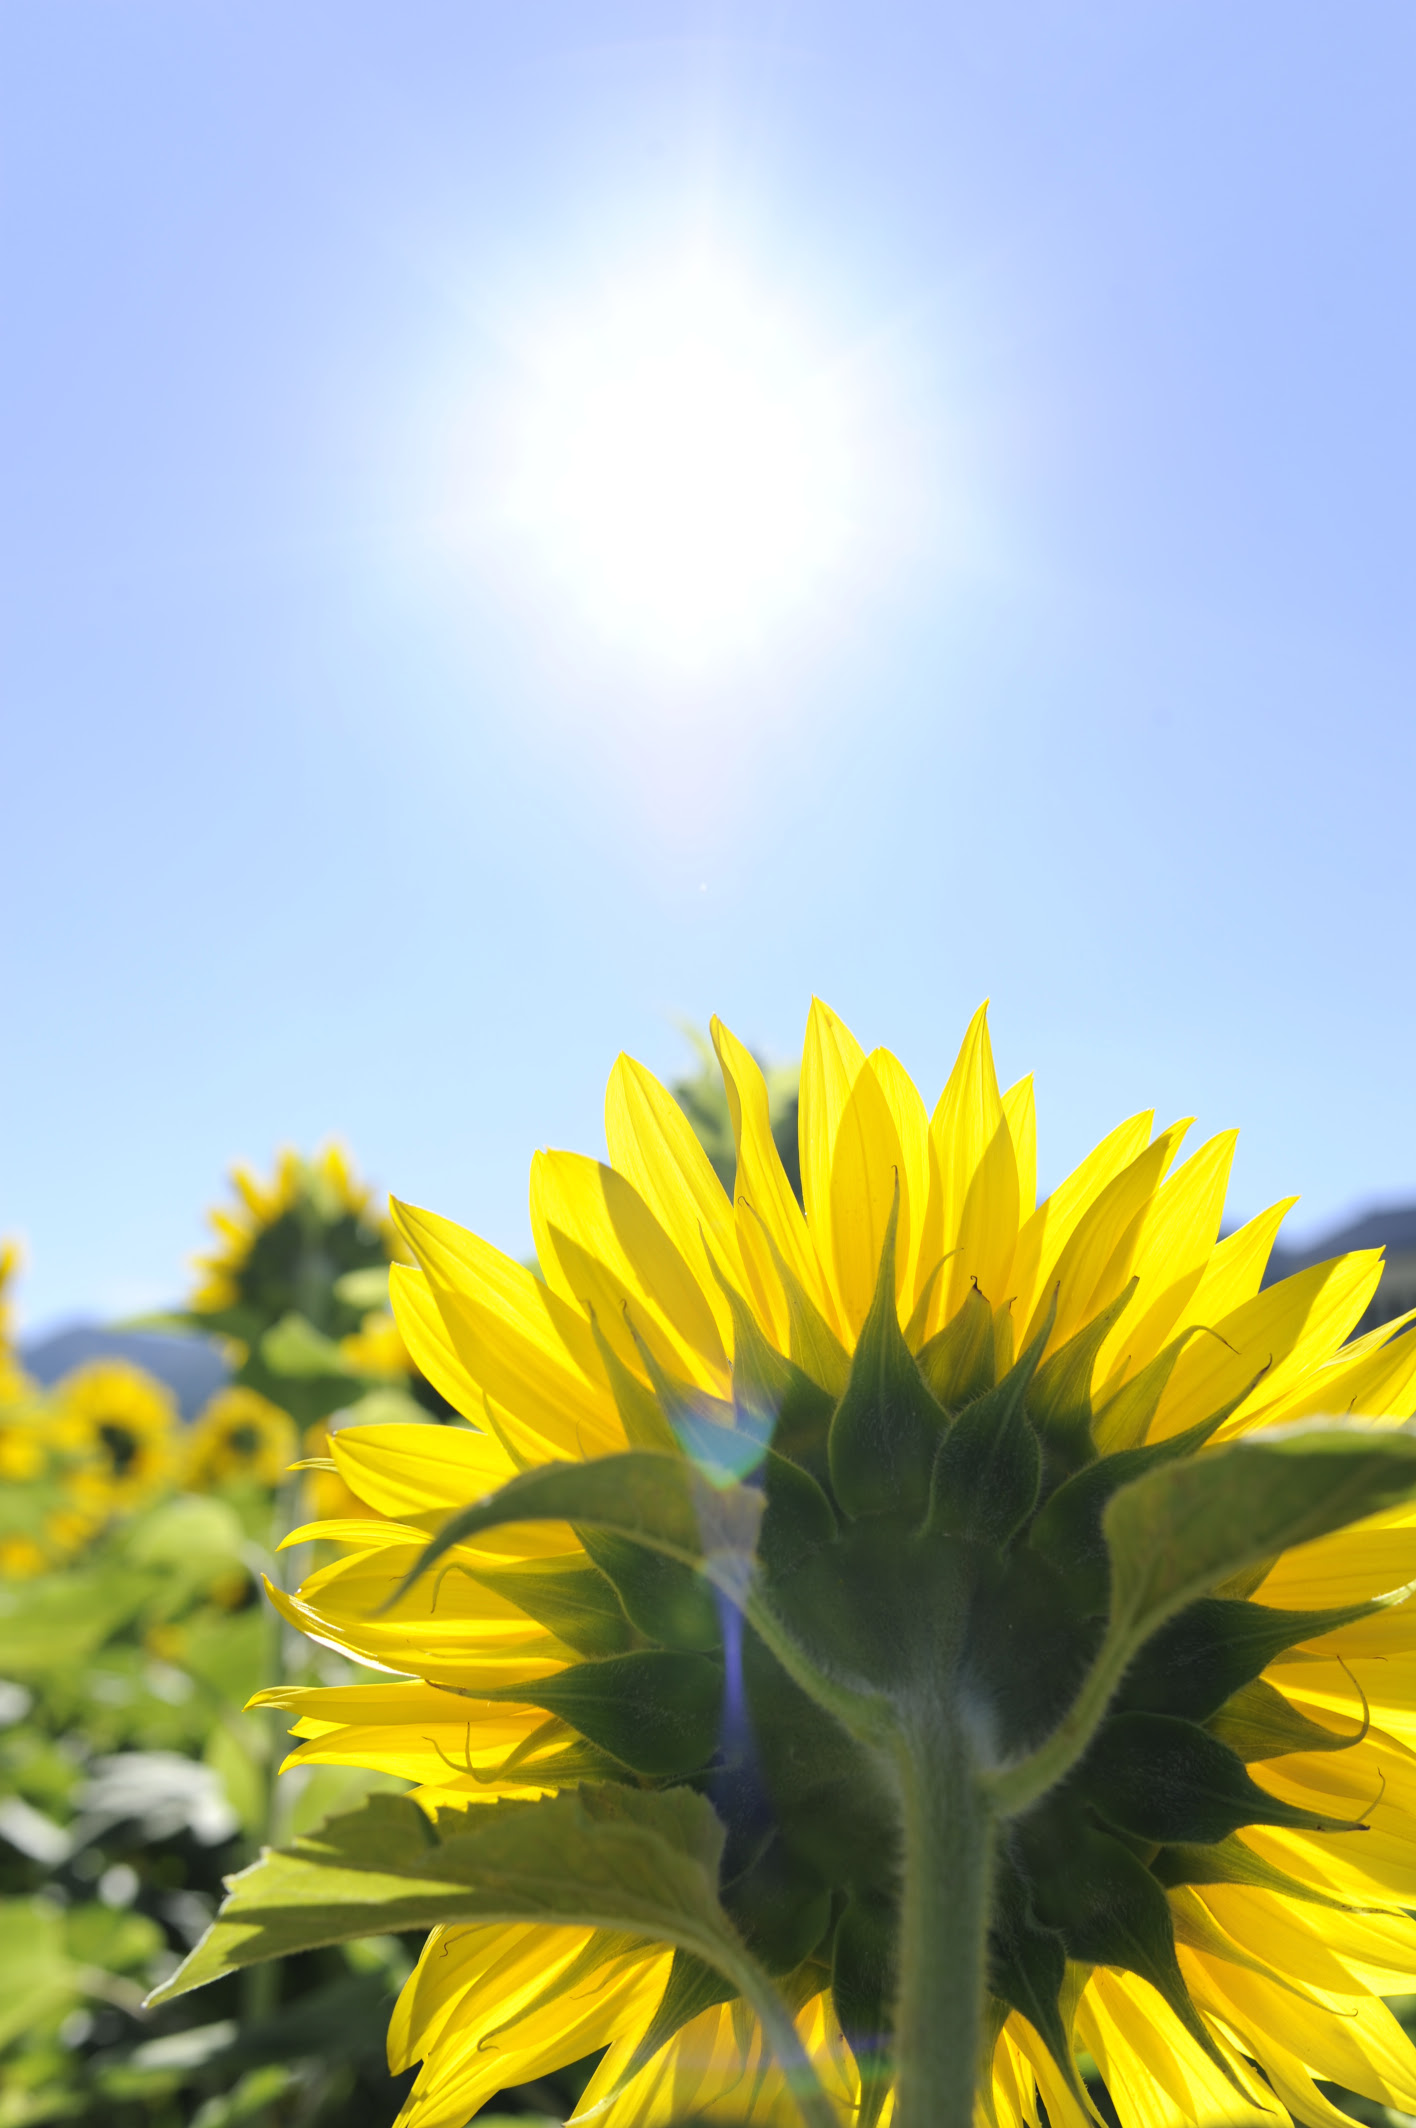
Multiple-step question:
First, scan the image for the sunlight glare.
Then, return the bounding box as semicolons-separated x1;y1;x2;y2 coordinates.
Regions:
507;260;854;666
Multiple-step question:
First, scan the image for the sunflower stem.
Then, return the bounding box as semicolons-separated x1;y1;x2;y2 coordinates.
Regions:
891;1708;996;2128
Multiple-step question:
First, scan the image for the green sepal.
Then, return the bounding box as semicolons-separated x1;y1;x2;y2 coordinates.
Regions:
484;1650;724;1779
1117;1595;1379;1724
830;1891;896;2128
1025;1818;1242;2093
987;1858;1091;2120
1150;1833;1384;1913
587;1312;678;1455
828;1192;948;1519
743;1205;851;1396
578;1530;722;1653
902;1255;951;1351
1206;1676;1366;1761
1025;1281;1136;1476
926;1304;1053;1548
711;1257;838;1488
1081;1710;1369;1844
917;1285;995;1410
604;1949;735;2100
1026;1404;1243;1615
722;1834;832;1975
459;1558;636;1658
759;1450;839;1583
1090;1329;1212;1456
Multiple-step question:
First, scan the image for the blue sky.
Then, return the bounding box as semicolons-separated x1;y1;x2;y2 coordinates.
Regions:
3;2;1414;1331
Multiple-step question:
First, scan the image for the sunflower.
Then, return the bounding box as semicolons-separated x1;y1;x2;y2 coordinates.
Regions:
189;1143;391;1325
56;1358;179;1514
251;1001;1416;2128
183;1385;297;1491
0;1237;33;1402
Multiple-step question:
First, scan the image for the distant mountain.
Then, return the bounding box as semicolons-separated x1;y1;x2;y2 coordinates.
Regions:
20;1324;229;1420
1264;1202;1416;1339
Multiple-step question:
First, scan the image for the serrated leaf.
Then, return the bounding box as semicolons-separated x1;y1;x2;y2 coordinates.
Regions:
995;1424;1416;1815
149;1785;731;2006
145;1786;839;2125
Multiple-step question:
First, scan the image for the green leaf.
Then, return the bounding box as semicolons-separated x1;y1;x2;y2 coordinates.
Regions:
993;1424;1416;1816
143;1783;848;2128
259;1312;354;1378
1104;1426;1416;1649
332;1267;390;1311
384;1451;764;1617
149;1785;732;2005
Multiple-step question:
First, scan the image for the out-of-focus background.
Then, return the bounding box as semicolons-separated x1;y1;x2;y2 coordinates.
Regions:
3;1;1415;1346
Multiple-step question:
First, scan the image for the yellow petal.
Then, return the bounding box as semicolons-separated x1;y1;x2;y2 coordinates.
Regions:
388;1264;486;1421
329;1422;519;1519
800;999;905;1334
868;1046;935;1311
1024;1122;1191;1356
1148;1252;1384;1443
712;1015;836;1339
604;1054;742;1335
1010;1110;1156;1329
1095;1131;1237;1384
392;1199;622;1459
531;1149;728;1388
926;1004;1021;1324
1166;1198;1298;1339
1002;1075;1038;1222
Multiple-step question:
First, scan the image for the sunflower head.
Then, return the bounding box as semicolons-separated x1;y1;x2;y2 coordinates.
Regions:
55;1359;179;1515
188;1143;393;1338
183;1385;297;1492
175;1002;1416;2128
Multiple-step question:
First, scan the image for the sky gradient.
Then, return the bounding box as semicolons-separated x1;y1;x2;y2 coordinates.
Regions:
4;2;1414;1331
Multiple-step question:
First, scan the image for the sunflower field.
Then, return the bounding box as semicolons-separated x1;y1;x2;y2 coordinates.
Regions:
6;1010;1416;2128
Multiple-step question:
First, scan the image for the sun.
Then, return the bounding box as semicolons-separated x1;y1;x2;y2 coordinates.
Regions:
507;257;855;666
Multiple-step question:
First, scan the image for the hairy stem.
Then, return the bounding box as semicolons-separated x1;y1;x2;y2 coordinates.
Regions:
891;1710;996;2128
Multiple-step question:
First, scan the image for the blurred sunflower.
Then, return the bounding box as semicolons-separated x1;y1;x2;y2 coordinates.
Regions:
189;1143;391;1328
255;1002;1416;2128
56;1359;179;1515
183;1385;297;1491
0;1534;48;1581
0;1237;33;1402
